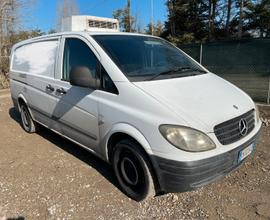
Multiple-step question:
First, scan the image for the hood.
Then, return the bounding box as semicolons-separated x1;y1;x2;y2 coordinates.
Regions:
133;73;254;132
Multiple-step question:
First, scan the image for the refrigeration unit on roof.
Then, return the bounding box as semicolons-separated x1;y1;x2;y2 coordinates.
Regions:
61;15;120;32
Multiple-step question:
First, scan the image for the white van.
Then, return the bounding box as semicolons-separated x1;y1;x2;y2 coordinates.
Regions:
10;32;262;201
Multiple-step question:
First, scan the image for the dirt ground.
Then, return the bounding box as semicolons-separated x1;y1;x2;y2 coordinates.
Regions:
0;89;269;220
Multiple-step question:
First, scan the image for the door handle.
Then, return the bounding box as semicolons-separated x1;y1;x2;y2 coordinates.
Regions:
56;88;67;95
46;84;54;92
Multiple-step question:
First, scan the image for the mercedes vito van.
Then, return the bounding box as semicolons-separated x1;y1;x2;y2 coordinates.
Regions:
10;31;262;201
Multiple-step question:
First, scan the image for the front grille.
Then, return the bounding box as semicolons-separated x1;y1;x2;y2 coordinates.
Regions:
214;109;255;145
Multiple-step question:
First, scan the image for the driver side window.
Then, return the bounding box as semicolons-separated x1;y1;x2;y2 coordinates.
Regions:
63;38;97;83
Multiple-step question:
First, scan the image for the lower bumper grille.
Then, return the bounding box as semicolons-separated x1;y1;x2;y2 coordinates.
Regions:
214;109;255;145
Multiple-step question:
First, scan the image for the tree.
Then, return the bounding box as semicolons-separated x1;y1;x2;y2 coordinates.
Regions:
238;0;244;38
0;0;17;63
0;0;21;85
204;0;237;40
163;0;267;42
0;0;39;88
227;0;254;39
145;21;164;36
225;0;233;36
207;0;218;40
112;0;138;32
164;0;208;43
9;29;44;44
201;0;229;41
56;0;80;31
48;28;57;34
246;0;270;37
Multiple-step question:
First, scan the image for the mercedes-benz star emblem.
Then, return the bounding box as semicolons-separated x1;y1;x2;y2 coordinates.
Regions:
239;119;248;136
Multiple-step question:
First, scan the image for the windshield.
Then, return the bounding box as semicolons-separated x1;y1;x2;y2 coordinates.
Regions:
93;35;207;81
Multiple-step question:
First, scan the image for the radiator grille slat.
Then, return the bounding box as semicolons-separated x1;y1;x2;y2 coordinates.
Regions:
214;109;255;145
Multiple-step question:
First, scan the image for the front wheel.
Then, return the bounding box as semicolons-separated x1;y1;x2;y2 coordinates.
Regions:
112;139;156;201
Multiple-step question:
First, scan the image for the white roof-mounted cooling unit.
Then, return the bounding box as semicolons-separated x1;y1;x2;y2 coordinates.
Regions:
61;15;120;32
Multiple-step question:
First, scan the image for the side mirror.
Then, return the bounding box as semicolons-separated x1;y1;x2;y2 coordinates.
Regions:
70;66;98;88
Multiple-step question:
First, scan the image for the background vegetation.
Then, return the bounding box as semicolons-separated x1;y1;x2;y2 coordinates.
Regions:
113;0;270;43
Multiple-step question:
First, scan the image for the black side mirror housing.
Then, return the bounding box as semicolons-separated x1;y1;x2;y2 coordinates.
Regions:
70;66;99;88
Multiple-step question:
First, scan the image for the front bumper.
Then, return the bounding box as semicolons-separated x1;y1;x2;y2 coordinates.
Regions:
152;125;262;193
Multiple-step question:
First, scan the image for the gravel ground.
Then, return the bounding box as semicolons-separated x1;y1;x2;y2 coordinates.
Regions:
0;90;269;220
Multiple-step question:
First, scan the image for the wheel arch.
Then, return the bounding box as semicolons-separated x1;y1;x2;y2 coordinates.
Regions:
105;123;153;163
17;94;28;111
17;94;34;119
104;124;162;192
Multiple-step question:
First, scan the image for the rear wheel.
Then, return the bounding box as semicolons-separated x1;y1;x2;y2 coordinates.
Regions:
112;139;156;201
20;104;38;133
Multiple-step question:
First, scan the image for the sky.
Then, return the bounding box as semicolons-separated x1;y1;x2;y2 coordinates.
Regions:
23;0;168;32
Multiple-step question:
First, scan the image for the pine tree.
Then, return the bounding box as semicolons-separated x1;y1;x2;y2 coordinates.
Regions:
246;0;270;37
164;0;208;43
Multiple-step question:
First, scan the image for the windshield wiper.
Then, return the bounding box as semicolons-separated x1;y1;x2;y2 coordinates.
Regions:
147;66;206;81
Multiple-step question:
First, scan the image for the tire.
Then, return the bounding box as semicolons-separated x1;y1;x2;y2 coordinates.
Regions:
20;104;38;133
112;139;156;201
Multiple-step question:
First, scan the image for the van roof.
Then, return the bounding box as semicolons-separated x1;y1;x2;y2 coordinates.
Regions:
12;31;160;50
41;31;155;38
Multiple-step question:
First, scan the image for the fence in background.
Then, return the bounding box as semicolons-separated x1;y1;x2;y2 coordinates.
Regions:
179;38;270;104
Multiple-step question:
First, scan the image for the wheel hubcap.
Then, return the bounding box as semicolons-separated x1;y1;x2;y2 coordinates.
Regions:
120;157;139;186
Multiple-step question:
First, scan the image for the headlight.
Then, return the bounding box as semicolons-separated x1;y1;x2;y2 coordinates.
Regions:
255;104;260;124
159;125;216;152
